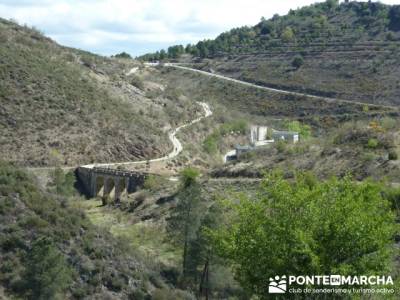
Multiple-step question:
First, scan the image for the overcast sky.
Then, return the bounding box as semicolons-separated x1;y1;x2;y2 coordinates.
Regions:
0;0;399;56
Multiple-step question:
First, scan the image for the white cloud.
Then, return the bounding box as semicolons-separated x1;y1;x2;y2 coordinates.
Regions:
0;0;399;56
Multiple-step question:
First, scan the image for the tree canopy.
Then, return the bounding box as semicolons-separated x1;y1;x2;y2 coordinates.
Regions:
138;1;398;61
211;172;397;297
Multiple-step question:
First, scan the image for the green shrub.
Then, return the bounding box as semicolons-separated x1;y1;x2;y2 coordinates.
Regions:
48;168;76;196
367;138;379;149
219;120;248;135
179;167;200;187
285;120;311;138
143;175;165;191
203;134;218;154
275;140;287;153
381;117;397;130
291;55;304;69
281;26;295;42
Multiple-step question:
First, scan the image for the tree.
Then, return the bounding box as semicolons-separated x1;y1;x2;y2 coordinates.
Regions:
168;168;203;286
114;52;132;59
183;204;222;298
389;6;400;31
281;26;295;42
49;167;76;196
325;0;339;10
197;41;209;58
24;237;72;300
167;45;184;59
211;172;396;297
159;49;167;60
285;120;310;138
185;43;193;53
291;55;304;69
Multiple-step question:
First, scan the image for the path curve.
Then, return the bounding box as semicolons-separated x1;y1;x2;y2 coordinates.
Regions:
28;101;212;171
82;101;212;168
161;63;398;110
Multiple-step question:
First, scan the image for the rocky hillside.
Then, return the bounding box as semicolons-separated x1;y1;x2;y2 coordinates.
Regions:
141;1;400;106
0;19;198;167
0;162;192;299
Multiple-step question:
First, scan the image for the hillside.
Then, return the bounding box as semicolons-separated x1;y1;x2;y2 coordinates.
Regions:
0;19;199;167
0;162;194;299
140;1;400;106
1;2;399;298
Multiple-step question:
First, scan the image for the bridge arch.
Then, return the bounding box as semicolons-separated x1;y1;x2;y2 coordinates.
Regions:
104;177;116;201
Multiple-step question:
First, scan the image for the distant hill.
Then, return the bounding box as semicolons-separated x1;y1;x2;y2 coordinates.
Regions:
140;0;400;106
0;19;195;167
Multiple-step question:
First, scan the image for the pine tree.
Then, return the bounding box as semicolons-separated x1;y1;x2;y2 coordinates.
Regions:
24;237;72;300
168;168;203;287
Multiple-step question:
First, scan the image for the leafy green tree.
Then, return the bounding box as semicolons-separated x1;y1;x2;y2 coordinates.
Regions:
211;172;396;297
281;26;295;42
24;237;72;300
285;120;311;138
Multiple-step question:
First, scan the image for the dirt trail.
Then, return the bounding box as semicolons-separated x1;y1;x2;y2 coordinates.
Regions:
163;63;398;110
29;102;212;171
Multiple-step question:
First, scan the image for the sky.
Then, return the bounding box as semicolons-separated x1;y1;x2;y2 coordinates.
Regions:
0;0;399;57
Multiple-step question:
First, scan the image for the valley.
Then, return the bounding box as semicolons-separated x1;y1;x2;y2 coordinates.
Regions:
1;1;400;299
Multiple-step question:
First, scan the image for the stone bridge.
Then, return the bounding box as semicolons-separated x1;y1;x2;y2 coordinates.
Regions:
77;167;148;203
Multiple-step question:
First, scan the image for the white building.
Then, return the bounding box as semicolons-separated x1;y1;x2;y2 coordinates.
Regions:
250;125;268;143
272;131;299;143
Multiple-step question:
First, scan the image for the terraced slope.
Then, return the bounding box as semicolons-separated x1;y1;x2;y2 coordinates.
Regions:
142;1;400;106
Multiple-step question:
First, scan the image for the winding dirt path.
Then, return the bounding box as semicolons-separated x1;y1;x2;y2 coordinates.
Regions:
83;101;212;168
29;101;212;171
162;63;398;110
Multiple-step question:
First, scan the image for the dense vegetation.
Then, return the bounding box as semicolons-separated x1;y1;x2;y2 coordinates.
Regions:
203;120;248;154
0;162;180;299
211;172;399;298
140;1;400;60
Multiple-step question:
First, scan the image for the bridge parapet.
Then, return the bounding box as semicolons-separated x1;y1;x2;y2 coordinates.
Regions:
90;167;145;178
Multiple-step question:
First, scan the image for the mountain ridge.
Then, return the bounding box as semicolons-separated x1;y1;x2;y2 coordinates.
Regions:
139;0;400;106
